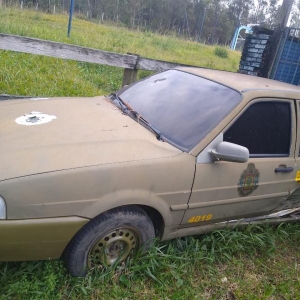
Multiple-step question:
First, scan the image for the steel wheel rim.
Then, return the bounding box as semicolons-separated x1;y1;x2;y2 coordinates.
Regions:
89;227;139;266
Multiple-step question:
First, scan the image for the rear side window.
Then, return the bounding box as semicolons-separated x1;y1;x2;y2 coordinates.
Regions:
224;101;291;157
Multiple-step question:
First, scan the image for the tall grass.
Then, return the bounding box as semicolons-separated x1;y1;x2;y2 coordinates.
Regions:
1;223;300;299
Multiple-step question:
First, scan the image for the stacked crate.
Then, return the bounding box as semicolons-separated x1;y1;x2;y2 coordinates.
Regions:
239;27;273;77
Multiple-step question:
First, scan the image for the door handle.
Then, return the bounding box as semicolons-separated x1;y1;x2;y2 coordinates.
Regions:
274;167;294;173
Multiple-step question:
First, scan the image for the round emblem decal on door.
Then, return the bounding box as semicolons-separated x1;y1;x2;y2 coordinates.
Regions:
238;163;260;197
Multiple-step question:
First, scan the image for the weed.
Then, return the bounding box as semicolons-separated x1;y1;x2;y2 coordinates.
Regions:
214;46;229;58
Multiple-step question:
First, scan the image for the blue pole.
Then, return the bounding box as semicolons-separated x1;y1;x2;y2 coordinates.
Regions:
67;0;75;38
230;26;252;50
230;28;239;50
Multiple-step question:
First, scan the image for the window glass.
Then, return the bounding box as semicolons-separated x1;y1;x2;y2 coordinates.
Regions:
118;70;242;152
224;101;291;156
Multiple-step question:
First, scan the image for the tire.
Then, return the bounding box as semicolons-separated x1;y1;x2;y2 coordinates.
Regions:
64;205;155;277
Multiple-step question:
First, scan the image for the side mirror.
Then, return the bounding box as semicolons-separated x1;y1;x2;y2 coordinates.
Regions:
210;142;249;163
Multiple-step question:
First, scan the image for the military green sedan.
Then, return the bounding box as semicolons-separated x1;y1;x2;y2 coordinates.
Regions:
1;67;300;276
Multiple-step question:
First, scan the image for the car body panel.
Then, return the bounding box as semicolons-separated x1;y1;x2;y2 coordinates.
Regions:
178;67;300;95
0;217;89;261
0;151;195;225
0;96;181;181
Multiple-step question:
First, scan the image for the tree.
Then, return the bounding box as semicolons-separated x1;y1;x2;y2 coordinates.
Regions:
248;0;280;28
290;0;300;28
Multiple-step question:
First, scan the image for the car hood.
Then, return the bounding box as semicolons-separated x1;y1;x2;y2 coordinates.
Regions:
0;96;182;181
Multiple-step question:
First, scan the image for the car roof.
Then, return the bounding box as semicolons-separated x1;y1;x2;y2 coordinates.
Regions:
177;67;300;95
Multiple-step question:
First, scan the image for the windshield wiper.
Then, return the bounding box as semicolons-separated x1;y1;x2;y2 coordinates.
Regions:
108;93;164;141
109;93;133;113
135;114;164;142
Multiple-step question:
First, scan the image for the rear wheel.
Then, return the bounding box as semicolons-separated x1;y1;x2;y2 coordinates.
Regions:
64;206;155;277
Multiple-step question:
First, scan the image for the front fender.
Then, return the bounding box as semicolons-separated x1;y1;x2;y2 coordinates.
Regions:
1;153;195;227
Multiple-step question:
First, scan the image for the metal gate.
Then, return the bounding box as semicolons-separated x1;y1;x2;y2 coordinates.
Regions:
270;27;300;85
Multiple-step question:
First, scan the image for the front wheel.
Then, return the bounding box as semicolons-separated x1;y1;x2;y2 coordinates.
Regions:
64;206;155;276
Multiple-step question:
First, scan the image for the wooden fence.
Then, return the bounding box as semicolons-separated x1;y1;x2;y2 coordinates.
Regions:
0;33;195;88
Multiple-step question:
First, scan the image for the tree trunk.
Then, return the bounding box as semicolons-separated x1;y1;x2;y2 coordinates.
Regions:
265;0;294;78
87;0;92;19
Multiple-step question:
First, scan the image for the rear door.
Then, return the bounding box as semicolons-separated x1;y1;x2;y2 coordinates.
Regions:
181;98;298;226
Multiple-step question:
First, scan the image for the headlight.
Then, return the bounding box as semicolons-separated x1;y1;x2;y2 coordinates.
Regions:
0;196;6;219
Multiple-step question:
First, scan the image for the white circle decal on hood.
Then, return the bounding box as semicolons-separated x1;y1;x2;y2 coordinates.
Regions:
15;111;57;126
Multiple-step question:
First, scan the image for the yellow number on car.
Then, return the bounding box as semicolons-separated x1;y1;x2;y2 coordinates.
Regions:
188;214;213;223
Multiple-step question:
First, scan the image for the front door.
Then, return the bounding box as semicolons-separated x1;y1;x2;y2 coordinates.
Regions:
182;98;298;226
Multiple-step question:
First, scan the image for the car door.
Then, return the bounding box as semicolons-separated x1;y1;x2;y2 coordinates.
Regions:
181;98;298;226
282;100;300;210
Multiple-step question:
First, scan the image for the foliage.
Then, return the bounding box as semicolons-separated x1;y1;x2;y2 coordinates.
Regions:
214;46;228;58
290;0;300;28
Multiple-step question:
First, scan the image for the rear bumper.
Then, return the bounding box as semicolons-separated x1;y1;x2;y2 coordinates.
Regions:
0;216;89;261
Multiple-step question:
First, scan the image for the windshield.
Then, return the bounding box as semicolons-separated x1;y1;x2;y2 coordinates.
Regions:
118;70;242;152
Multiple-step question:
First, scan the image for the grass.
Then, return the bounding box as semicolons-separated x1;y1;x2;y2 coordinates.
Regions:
214;46;229;59
1;7;298;300
0;8;240;97
1;223;300;299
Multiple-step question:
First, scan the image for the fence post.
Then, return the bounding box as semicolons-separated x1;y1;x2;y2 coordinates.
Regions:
122;53;139;87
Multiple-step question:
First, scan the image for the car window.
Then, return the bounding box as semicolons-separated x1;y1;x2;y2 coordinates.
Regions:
118;70;242;152
224;101;291;157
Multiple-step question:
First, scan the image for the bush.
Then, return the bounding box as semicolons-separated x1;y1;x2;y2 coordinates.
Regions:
214;47;228;58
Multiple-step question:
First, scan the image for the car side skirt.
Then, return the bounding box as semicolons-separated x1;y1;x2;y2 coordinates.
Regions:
162;208;300;240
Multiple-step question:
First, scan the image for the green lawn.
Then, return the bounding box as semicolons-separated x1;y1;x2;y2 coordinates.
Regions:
0;8;240;97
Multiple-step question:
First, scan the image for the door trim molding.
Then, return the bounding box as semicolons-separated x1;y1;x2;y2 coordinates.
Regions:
188;192;288;209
